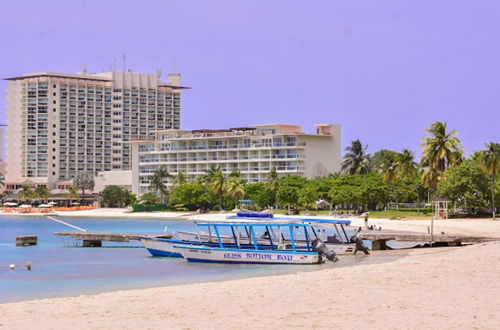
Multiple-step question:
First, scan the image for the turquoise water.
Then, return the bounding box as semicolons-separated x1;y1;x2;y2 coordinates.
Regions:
0;216;385;303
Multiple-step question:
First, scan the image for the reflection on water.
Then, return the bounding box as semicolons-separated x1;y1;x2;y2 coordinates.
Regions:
0;216;402;303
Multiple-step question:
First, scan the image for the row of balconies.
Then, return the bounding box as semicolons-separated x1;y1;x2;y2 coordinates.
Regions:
59;166;113;173
138;155;303;164
138;166;304;182
150;142;305;152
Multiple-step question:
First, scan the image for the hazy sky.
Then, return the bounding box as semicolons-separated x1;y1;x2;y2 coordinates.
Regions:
1;0;499;157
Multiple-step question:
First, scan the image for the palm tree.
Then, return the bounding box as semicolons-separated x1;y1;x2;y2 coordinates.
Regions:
173;170;187;187
0;190;11;205
149;166;170;203
73;172;95;205
266;168;279;193
226;176;244;208
341;139;371;175
18;185;35;204
209;169;228;209
395;149;418;180
203;166;221;184
379;158;398;185
66;185;80;205
478;142;500;219
228;169;241;178
420;121;463;186
34;185;49;203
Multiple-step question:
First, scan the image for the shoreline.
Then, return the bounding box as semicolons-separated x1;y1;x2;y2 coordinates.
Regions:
3;208;500;238
1;242;498;329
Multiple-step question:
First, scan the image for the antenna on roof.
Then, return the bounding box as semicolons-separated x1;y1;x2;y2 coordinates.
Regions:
156;69;162;79
123;54;126;72
82;64;88;74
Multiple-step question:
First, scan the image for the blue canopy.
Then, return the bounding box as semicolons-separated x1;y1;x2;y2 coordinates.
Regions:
227;215;350;226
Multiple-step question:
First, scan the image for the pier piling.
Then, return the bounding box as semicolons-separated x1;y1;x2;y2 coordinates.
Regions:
16;236;38;246
82;240;103;247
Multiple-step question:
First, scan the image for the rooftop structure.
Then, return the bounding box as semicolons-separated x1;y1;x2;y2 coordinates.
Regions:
131;123;341;195
4;70;187;190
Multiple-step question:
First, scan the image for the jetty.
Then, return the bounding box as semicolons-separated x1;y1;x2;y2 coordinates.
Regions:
358;230;498;250
54;232;172;247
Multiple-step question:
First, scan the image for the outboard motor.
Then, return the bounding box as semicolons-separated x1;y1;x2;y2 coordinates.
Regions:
350;235;370;255
311;238;338;262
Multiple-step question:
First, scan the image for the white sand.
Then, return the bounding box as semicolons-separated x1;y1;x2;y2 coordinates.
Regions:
0;242;499;329
1;211;499;329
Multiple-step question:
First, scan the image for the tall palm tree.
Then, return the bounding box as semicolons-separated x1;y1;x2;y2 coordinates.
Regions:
209;169;228;209
149;166;170;203
226;176;244;208
395;149;418;180
420;121;463;186
203;166;221;184
341;139;371;175
478;142;500;219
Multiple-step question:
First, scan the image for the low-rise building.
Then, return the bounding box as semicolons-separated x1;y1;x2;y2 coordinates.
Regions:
131;123;341;195
93;170;132;193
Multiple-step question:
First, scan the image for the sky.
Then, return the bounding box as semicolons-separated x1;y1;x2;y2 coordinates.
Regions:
0;0;499;158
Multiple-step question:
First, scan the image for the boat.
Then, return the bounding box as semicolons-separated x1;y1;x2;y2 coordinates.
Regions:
236;211;273;218
172;220;338;264
141;218;356;257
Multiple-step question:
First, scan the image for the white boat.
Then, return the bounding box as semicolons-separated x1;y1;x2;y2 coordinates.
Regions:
174;243;323;264
175;229;355;255
141;218;355;258
173;221;339;264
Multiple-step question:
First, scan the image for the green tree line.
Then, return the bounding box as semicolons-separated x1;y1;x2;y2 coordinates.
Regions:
107;121;499;218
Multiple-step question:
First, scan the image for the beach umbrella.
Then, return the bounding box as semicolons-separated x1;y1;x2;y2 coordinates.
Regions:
48;201;57;205
4;202;18;206
70;202;80;205
19;204;32;208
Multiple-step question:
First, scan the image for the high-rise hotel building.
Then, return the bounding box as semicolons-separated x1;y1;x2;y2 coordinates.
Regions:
4;71;186;190
131;124;341;195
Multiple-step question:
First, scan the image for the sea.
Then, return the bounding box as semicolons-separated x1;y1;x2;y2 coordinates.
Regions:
0;215;402;303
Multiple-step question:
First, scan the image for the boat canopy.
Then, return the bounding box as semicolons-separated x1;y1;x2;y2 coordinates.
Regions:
226;216;351;226
194;221;313;252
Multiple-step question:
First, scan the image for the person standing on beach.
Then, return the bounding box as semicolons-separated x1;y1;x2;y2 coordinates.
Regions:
363;212;369;228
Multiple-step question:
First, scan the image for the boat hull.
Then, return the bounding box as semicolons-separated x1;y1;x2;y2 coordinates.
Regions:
141;238;183;258
176;231;355;255
174;244;324;264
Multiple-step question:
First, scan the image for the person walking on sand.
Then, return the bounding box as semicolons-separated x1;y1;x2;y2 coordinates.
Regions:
363;212;369;228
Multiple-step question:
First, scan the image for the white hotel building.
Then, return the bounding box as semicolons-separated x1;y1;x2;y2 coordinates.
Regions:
4;71;186;190
131;124;341;195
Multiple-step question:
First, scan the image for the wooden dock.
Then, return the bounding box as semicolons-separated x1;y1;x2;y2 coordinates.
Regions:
358;230;498;250
54;232;172;247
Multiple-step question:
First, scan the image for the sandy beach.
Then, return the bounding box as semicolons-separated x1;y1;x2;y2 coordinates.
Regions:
1;212;499;329
0;242;498;329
